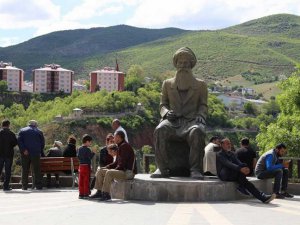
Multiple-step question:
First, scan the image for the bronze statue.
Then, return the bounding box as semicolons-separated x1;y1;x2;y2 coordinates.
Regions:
151;47;208;179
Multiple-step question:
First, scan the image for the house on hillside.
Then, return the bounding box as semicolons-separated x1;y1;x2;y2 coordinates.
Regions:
32;64;74;94
217;94;267;111
90;67;125;93
0;61;24;92
73;81;86;91
242;88;255;96
217;94;244;110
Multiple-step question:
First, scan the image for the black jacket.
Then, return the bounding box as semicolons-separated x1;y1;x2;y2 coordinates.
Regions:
63;144;77;157
216;149;247;180
99;146;113;167
0;128;18;158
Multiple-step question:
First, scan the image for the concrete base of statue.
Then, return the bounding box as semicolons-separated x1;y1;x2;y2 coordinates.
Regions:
111;174;272;202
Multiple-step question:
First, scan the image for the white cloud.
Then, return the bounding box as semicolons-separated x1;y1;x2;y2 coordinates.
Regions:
0;0;300;47
126;0;300;29
0;0;60;29
63;0;126;21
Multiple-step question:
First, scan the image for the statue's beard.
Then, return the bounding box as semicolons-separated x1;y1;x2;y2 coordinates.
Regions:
175;68;195;91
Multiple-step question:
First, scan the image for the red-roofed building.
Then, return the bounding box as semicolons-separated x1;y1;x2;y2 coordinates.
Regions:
90;67;125;92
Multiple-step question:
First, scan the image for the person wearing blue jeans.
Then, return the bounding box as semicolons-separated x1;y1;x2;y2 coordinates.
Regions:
255;143;293;199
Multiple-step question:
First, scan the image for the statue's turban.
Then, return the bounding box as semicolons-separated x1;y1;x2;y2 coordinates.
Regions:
173;47;197;69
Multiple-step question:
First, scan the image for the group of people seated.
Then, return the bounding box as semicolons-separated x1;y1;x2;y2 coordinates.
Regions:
76;126;137;200
203;136;294;203
40;118;136;201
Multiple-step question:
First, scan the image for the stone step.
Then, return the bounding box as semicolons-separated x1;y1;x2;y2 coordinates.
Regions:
111;174;273;202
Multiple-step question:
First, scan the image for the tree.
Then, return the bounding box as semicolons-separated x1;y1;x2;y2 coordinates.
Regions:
0;80;8;93
243;102;258;115
256;66;300;156
125;65;144;93
261;100;280;117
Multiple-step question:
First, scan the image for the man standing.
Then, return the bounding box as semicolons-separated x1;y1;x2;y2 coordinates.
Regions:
203;136;220;176
18;120;45;190
255;143;293;198
112;119;128;143
152;47;208;179
235;137;257;176
216;138;275;203
90;131;136;201
0;119;18;191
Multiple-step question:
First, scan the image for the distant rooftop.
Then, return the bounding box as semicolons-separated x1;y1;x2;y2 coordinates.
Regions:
0;61;23;70
35;63;73;72
91;67;124;74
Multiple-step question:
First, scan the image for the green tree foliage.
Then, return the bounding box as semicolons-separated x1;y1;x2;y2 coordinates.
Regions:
243;102;259;115
261;99;280;117
125;65;144;93
256;67;300;156
0;80;8;93
207;94;232;127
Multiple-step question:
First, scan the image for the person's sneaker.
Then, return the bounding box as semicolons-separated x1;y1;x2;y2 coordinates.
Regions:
99;192;111;201
236;186;250;196
281;192;294;198
22;187;28;190
262;193;276;204
190;171;204;180
275;193;285;199
89;190;102;199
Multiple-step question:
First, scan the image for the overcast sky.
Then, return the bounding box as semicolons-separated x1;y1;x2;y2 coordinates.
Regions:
0;0;300;47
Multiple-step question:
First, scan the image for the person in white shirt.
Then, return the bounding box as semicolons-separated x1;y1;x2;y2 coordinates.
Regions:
112;119;128;143
203;136;221;176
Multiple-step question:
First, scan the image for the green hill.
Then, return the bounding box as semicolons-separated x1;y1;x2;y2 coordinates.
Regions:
224;14;300;38
68;14;300;82
0;25;188;79
1;14;300;83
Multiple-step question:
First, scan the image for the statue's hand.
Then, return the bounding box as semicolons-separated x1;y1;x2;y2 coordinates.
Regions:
166;110;177;121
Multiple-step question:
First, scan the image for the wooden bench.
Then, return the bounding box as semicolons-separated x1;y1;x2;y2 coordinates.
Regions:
40;157;79;188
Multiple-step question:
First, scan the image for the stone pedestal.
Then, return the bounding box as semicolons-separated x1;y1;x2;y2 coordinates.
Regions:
111;174;272;202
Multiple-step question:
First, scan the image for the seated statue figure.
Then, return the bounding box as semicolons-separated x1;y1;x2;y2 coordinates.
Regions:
151;47;208;179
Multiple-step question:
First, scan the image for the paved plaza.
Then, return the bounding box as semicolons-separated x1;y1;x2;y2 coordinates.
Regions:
0;188;299;225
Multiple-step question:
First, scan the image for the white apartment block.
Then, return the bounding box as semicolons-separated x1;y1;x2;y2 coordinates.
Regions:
0;61;23;92
90;67;125;93
33;64;73;94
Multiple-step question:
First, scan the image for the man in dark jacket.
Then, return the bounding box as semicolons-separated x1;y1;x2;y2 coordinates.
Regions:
216;138;275;203
90;130;137;201
235;137;257;176
0;119;18;191
18;120;45;190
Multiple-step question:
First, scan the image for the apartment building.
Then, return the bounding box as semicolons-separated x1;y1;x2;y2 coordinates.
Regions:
33;64;73;93
0;61;23;92
90;67;125;92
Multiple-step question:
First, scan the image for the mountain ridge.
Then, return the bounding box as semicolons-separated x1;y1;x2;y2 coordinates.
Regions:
0;14;299;82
